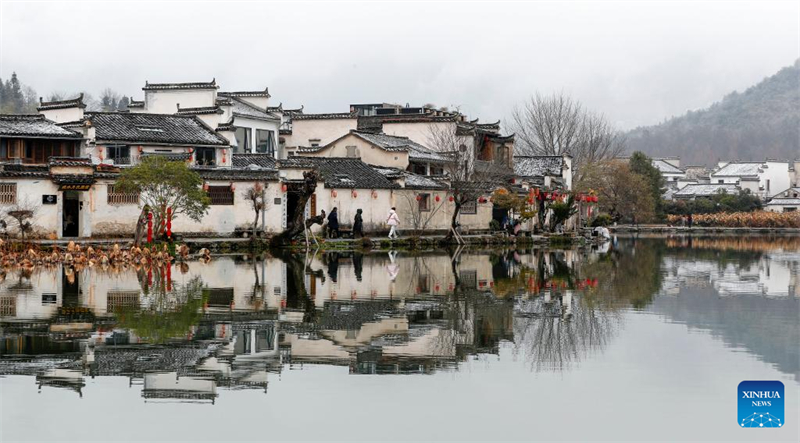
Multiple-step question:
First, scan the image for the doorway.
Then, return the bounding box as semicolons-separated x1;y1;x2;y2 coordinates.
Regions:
62;191;80;237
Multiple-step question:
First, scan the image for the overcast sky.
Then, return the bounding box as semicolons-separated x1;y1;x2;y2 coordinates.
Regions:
0;1;797;130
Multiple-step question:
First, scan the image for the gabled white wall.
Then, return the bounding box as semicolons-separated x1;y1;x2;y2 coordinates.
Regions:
144;89;216;114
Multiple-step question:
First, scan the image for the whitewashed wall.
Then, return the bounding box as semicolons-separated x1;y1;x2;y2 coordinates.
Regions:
144;89;217;114
286;118;357;148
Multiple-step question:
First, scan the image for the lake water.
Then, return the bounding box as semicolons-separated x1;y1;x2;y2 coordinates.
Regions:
0;235;798;442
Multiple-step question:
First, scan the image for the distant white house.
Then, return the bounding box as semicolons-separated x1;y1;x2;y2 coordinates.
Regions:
652;158;686;187
673;183;740;200
710;160;790;199
765;187;800;213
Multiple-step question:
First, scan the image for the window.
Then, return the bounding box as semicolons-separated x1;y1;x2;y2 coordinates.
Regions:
256;129;276;156
107;184;139;205
418;193;430;212
718;179;724;184
0;183;16;205
106;145;130;165
309;139;321;148
234;127;251;153
345;145;358;158
410;163;427;175
195;147;216;166
460;199;477;214
207;185;234;205
430;165;444;176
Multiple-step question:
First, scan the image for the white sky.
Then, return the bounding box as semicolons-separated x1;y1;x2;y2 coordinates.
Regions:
0;0;798;130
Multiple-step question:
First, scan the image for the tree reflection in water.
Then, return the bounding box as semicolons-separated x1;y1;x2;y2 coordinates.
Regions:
116;268;206;344
4;235;795;402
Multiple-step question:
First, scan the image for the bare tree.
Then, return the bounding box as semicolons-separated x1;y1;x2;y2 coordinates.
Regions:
245;182;268;237
427;124;503;243
509;92;625;181
99;88;122;111
1;198;39;241
400;191;447;237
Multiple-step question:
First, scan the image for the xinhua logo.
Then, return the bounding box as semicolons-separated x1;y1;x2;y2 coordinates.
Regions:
738;380;784;428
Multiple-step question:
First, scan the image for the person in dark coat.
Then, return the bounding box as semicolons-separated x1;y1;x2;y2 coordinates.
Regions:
353;208;364;238
327;207;340;238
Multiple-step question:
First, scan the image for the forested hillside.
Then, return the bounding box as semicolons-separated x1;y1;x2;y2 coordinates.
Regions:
626;60;800;166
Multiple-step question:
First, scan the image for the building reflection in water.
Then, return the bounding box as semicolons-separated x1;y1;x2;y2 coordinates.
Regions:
0;235;797;401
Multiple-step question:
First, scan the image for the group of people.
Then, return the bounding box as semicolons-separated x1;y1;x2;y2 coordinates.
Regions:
322;207;402;240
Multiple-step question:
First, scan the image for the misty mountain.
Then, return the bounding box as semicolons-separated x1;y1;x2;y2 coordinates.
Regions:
625;60;800;166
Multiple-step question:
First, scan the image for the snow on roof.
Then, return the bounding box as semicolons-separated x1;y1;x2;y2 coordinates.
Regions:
0;115;82;138
674;183;740;197
766;198;800;206
712;162;763;177
513;156;564;177
653;159;684;174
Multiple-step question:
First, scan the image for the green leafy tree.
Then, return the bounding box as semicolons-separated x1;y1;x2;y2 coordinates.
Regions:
628;151;665;219
549;194;578;232
116;156;210;239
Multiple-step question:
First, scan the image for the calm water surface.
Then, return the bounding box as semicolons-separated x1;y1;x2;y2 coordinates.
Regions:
0;235;798;442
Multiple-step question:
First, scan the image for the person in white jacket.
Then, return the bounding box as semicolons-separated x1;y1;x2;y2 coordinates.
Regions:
386;207;400;239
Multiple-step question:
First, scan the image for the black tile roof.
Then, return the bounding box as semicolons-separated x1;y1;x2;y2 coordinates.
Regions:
175;106;223;115
0;115;83;139
140;152;193;161
0;163;49;178
143;79;218;91
219;88;270;98
87;112;229;147
37;94;87;111
49;157;92;167
513;156;565;177
293;112;356;121
229;97;280;122
232;154;276;169
278;157;399;189
51;174;95;185
196;168;278;181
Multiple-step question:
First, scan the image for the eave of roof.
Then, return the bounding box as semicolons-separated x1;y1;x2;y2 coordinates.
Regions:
143;79;218;91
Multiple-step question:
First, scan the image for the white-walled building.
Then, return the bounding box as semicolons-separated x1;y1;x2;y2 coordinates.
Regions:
709;160;791;199
765;187;800;213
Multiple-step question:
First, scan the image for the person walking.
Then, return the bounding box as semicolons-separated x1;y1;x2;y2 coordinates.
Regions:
327;207;340;238
353;208;364;238
386;207;400;239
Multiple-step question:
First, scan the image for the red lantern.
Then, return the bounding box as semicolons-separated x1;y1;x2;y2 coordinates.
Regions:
448;196;454;202
435;195;440;202
372;190;378;199
203;183;209;191
352;190;357;198
138;146;144;154
230;183;236;191
188;147;194;154
416;195;422;201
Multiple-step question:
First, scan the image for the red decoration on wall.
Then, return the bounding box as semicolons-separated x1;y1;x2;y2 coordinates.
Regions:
435;195;440;202
352;190;357;198
331;190;337;198
230;183;236;191
372;190;378;199
448;196;454;202
416;195;422;201
203;183;209;191
281;183;288;192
